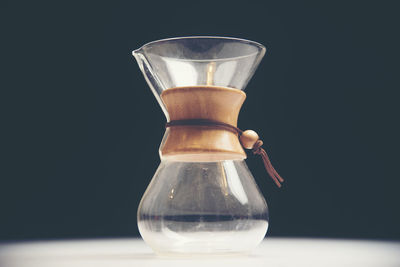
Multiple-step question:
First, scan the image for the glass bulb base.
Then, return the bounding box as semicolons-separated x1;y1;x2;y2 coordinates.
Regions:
137;160;268;255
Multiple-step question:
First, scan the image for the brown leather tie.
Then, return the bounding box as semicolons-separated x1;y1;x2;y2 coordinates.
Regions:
166;119;285;188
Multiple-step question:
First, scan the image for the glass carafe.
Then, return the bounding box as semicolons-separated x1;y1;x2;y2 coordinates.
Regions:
132;37;268;255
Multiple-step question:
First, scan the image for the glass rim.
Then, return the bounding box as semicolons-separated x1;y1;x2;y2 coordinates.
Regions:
133;36;266;62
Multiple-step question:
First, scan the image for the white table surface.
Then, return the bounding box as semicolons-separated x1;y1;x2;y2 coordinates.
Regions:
1;238;399;267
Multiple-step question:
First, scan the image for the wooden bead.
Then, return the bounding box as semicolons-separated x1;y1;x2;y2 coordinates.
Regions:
240;130;259;149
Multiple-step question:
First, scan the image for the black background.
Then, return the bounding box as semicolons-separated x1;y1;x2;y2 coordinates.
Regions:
2;0;399;241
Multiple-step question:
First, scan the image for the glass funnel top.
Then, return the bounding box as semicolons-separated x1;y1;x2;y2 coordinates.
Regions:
133;36;266;95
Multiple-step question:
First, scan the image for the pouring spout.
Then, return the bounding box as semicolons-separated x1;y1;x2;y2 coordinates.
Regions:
132;47;169;117
132;48;141;56
132;49;145;71
132;47;163;91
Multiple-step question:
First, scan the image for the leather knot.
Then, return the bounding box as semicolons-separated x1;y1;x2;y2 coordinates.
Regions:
252;139;264;155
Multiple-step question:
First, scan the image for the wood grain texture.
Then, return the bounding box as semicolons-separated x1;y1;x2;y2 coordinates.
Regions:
160;86;247;162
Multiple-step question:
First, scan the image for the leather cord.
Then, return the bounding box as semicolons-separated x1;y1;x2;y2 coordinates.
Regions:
165;119;284;188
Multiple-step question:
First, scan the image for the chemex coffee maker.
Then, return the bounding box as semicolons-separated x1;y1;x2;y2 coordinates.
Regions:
132;36;284;255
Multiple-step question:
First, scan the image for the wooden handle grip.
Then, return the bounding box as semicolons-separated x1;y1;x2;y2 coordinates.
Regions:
160;86;247;162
